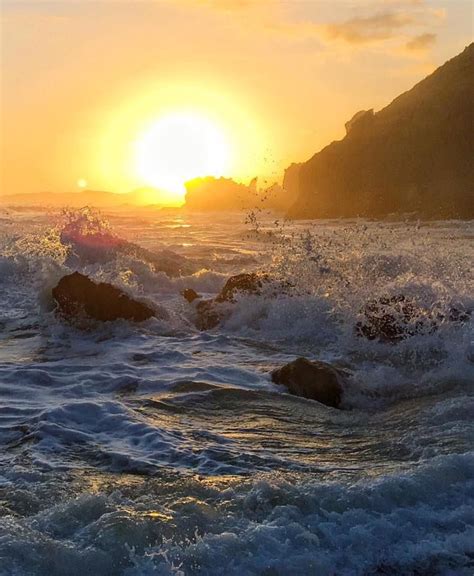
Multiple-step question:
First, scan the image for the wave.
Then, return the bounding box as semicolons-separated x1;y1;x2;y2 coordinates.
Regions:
0;452;472;575
1;212;472;409
0;210;473;575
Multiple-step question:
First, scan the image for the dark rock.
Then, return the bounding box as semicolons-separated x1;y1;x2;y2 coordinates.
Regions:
355;295;425;343
446;306;471;323
271;357;345;408
182;288;201;303
195;299;223;331
184;272;293;331
52;272;155;324
345;109;374;136
188;273;270;330
356;295;471;343
216;272;269;303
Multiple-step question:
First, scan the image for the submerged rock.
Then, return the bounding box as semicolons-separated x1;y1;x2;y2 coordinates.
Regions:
195;299;224;331
183;272;295;331
355;295;424;343
271;357;346;408
446;306;471;323
60;207;197;276
355;294;471;343
183;272;271;330
52;272;155;324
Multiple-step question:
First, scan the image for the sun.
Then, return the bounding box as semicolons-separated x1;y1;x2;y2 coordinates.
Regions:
133;111;231;201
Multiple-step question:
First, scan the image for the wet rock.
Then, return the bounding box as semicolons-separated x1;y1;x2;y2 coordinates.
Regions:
446;306;471;324
52;272;155;324
215;272;269;303
355;295;471;343
184;273;270;330
195;299;224;331
271;357;345;408
355;295;424;343
185;272;293;331
182;288;201;303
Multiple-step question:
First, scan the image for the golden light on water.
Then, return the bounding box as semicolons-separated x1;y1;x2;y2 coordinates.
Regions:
133;112;231;197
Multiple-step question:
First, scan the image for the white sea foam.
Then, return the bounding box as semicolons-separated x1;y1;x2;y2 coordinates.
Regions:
0;209;472;574
0;453;472;575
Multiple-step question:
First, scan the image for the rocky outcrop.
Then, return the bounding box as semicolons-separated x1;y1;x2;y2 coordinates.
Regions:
344;109;374;136
271;357;347;408
52;272;155;324
288;44;474;219
184;176;293;213
184;177;257;212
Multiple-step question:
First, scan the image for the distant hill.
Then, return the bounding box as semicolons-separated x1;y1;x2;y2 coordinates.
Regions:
0;188;164;208
286;44;474;219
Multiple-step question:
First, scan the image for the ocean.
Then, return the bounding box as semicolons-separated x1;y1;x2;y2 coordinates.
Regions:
0;207;473;575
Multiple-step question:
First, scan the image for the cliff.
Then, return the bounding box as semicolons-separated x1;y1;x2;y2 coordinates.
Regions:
287;44;474;219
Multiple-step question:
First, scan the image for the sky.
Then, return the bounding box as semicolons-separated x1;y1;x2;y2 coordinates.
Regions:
1;0;472;203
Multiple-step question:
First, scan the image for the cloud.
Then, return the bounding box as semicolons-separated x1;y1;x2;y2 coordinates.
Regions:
405;32;437;51
174;0;442;57
325;12;416;44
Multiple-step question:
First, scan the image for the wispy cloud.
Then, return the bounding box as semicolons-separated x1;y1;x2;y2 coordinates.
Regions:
172;0;442;58
325;12;415;44
405;32;437;51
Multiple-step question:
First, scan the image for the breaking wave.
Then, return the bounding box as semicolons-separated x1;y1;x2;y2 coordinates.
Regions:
0;208;472;575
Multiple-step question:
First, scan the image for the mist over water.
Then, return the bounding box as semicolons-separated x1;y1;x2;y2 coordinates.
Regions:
0;207;473;575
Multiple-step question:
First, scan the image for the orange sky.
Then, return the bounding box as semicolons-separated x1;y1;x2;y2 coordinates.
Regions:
1;0;472;204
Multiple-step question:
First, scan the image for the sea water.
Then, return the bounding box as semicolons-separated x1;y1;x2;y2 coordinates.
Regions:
0;207;472;575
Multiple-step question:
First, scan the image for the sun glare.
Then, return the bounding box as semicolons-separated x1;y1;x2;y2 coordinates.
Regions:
98;82;266;205
133;112;231;199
